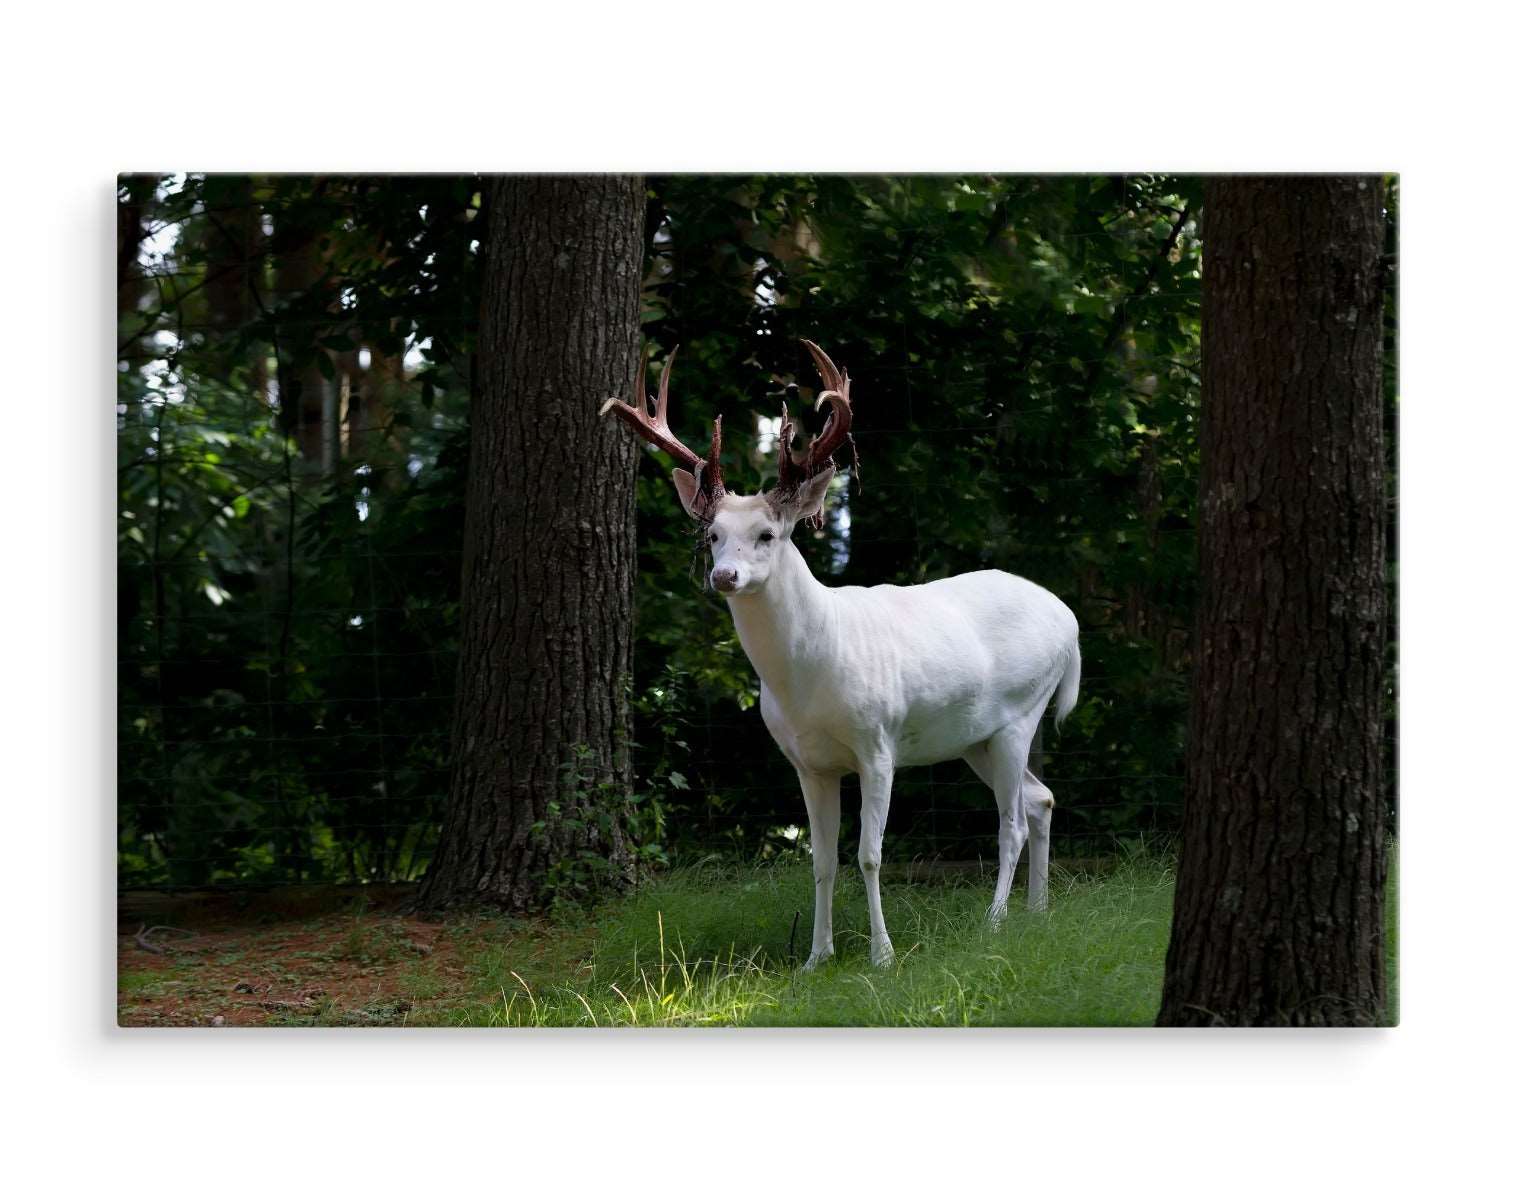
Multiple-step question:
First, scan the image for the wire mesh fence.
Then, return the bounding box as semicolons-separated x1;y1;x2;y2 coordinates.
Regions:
117;371;1200;885
119;172;1395;892
116;382;1197;890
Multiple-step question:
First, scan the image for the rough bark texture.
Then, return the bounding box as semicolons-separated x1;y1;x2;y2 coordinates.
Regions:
1157;176;1389;1026
418;175;645;911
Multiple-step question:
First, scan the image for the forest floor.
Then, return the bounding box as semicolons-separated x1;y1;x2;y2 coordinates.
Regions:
115;855;1397;1027
118;857;1179;1027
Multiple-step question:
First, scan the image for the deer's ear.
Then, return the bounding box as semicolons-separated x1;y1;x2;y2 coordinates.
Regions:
776;465;835;523
672;468;702;519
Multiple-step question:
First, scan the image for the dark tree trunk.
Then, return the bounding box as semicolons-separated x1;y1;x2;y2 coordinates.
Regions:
204;175;258;335
418;175;645;911
202;175;266;403
1157;176;1389;1026
117;174;157;354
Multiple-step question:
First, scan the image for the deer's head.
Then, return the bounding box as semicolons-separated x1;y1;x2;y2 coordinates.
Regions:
600;340;852;596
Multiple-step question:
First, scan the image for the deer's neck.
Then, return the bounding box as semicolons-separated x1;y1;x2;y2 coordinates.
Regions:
724;540;834;703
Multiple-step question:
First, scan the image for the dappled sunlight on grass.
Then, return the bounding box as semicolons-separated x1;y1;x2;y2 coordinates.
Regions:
446;857;1177;1027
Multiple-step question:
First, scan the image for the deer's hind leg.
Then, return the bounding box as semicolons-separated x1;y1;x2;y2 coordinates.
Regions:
1022;767;1054;912
964;748;1055;914
965;723;1036;926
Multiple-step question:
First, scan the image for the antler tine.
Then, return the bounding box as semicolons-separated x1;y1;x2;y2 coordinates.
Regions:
634;348;652;418
800;338;845;395
704;414;724;497
654;344;677;422
775;397;805;494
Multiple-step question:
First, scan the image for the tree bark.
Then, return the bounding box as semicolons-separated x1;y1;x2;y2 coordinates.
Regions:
418;175;645;911
1157;176;1389;1026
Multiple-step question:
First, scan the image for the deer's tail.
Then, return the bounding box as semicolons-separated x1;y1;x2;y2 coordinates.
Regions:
1052;638;1081;732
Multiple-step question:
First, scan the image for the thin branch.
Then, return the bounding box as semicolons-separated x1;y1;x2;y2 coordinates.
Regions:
133;925;197;955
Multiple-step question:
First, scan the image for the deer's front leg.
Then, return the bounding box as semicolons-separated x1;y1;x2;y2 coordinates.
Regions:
798;771;841;971
857;759;896;967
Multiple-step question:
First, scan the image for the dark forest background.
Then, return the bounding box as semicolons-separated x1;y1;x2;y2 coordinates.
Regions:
116;173;1397;888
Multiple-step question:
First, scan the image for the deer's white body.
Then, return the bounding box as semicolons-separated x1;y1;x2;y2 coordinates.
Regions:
703;491;1080;968
604;341;1080;969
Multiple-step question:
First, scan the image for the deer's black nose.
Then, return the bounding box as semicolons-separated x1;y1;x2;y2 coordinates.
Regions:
711;566;739;593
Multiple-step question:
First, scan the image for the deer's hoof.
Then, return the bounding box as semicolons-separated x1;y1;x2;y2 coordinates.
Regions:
871;941;896;968
801;949;833;972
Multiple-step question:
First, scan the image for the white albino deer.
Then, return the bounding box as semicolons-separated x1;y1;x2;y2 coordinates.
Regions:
602;341;1080;968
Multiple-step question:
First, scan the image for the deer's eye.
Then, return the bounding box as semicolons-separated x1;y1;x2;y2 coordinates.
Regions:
708;532;718;544
758;532;774;543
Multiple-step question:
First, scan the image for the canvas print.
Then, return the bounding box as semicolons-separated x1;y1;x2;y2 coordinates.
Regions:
117;174;1397;1027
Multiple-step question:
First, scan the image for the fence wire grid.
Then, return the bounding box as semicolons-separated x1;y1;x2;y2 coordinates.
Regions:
118;174;1395;892
117;365;1200;890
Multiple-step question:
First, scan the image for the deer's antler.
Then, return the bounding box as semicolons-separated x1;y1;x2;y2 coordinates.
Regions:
600;346;725;514
775;339;854;497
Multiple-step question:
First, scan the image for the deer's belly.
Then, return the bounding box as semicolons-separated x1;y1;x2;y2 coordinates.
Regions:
892;711;1000;767
763;692;1010;775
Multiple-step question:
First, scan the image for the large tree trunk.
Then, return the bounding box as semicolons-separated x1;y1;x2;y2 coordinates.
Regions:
418;175;645;911
1157;176;1389;1026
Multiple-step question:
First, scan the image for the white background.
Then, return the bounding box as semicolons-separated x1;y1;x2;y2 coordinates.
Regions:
4;2;1513;1195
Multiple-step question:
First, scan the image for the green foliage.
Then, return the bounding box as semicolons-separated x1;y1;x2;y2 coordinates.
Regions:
119;171;1217;886
531;743;668;913
118;174;478;886
633;174;1204;858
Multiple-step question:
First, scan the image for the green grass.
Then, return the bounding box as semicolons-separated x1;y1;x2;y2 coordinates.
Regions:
119;850;1399;1027
440;856;1177;1027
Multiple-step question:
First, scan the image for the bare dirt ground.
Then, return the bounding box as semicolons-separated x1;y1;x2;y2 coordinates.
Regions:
116;886;545;1027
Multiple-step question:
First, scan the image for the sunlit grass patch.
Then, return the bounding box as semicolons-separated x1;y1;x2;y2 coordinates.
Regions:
118;968;178;995
443;856;1177;1027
